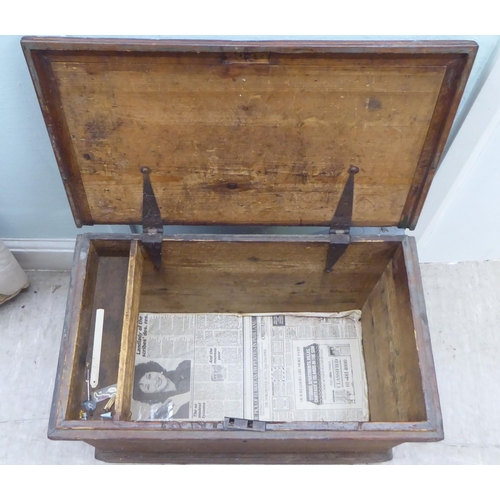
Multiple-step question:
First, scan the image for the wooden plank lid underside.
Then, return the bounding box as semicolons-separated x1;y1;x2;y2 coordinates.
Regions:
22;38;477;229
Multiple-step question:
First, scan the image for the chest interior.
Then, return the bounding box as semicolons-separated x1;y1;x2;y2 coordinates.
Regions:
65;235;426;426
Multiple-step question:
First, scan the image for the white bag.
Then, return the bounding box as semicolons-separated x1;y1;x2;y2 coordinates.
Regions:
0;239;29;305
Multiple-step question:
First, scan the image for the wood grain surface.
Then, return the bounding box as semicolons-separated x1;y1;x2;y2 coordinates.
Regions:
139;240;399;313
48;233;444;463
66;247;129;420
63;238;98;421
115;240;144;421
22;39;477;229
93;449;393;464
361;245;427;422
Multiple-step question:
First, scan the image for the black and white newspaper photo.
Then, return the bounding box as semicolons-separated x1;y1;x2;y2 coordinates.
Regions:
131;313;245;421
243;312;369;422
131;311;368;422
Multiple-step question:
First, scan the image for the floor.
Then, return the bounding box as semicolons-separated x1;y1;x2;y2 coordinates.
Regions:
1;261;499;465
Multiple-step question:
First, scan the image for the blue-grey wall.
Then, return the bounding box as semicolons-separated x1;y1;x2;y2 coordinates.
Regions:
1;35;498;239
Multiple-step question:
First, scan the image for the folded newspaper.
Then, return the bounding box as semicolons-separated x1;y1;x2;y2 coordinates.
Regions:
130;311;369;422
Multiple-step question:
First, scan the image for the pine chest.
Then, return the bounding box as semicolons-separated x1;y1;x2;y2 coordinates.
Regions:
22;37;477;463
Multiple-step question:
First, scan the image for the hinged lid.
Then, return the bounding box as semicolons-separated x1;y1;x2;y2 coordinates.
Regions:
22;38;477;229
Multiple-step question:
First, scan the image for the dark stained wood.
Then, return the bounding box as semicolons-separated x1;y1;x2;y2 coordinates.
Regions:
48;234;445;463
402;237;443;435
401;53;476;229
94;449;393;464
21;37;478;54
66;247;129;420
84;434;402;457
115;240;144;421
86;232;406;244
50;235;96;430
58;416;438;459
22;38;477;229
64;239;99;420
49;413;440;434
35;36;456;462
21;48;92;227
89;239;131;256
361;242;427;423
140;241;398;314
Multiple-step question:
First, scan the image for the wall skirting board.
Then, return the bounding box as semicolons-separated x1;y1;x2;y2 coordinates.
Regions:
3;239;76;271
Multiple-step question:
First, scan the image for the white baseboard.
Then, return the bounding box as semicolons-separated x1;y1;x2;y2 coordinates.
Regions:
3;239;76;271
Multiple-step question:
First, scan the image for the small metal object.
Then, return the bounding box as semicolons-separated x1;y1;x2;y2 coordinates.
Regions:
82;364;97;415
325;166;359;273
140;166;163;270
223;417;266;432
90;308;104;388
82;400;96;414
100;412;113;420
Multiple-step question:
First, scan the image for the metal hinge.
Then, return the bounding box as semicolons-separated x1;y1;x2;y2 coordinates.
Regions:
325;166;359;273
140;166;163;270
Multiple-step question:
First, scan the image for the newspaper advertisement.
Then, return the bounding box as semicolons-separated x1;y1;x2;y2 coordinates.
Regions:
130;311;368;422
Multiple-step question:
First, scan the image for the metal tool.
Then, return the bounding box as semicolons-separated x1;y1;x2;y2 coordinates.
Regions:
82;364;97;415
90;308;104;388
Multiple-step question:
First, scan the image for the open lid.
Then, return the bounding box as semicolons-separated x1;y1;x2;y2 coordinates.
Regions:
22;38;477;229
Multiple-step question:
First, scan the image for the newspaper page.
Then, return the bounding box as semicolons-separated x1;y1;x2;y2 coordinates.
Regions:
131;313;245;421
130;311;368;422
243;312;368;422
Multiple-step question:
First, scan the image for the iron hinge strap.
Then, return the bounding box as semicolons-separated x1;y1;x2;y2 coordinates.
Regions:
140;166;163;270
325;166;359;273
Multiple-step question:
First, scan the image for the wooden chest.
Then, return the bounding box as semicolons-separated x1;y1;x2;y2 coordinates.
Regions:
22;37;477;464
